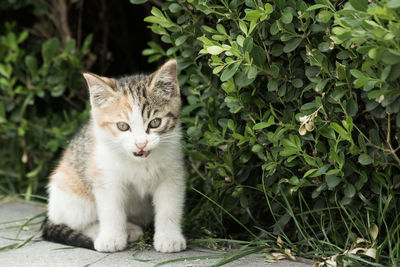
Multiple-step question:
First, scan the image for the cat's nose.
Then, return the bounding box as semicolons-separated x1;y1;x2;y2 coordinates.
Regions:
135;141;148;150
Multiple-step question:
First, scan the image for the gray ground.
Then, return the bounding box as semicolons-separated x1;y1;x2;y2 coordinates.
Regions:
0;198;313;267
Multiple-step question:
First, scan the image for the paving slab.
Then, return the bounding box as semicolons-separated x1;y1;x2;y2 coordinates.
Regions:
0;198;313;267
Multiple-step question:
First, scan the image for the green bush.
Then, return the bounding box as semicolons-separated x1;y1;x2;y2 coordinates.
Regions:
138;0;400;265
0;19;91;198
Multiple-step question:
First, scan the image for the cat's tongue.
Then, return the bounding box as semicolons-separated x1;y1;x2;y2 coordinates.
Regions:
134;150;150;158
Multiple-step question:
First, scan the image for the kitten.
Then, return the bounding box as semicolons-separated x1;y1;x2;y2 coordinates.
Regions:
42;59;186;253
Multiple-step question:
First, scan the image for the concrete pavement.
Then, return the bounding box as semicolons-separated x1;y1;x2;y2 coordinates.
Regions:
0;198;313;267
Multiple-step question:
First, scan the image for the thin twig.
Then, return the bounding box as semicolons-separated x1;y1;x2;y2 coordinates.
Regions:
77;0;84;49
48;0;72;45
385;113;400;166
149;0;163;8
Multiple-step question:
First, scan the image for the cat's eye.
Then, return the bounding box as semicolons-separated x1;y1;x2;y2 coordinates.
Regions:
116;122;130;131
149;118;162;129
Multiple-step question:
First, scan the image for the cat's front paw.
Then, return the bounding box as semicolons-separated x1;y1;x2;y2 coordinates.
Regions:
127;223;143;242
154;232;186;253
94;232;127;252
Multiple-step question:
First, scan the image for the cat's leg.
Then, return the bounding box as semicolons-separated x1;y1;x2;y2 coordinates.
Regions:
82;221;142;243
47;183;97;231
152;175;186;253
126;223;143;242
125;194;152;242
93;183;128;252
82;223;99;240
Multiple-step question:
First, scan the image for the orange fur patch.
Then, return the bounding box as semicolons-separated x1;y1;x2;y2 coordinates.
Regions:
92;93;135;137
51;163;94;202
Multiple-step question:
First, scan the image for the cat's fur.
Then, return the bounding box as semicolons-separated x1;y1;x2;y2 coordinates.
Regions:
42;59;186;253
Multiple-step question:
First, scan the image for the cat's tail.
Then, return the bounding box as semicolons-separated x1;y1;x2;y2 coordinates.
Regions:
42;217;94;250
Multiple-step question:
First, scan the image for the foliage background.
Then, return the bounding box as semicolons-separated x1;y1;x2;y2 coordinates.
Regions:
137;0;400;265
1;0;400;265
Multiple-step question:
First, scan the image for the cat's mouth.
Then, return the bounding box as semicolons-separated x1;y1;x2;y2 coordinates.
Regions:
133;150;151;158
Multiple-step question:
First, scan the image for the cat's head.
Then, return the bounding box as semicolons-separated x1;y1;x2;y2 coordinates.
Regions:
83;59;181;160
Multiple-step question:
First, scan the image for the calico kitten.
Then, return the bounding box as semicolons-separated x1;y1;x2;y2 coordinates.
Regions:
42;59;186;253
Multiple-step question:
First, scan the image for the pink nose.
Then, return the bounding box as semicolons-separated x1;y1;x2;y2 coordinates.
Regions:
135;141;148;150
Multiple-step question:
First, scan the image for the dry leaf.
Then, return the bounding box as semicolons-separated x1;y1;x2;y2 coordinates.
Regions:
299;124;307;135
326;258;337;267
276;236;283;248
349;247;366;254
299;115;309;123
369;224;378;242
271;252;286;260
356;237;368;245
284;248;296;261
305;121;314;131
364;248;376;259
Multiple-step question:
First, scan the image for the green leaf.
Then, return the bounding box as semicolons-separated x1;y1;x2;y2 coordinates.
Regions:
130;0;147;4
270;22;279;35
253;116;275;130
17;30;29;43
247;65;258;79
381;52;400;65
330;122;347;136
280;11;293;24
350;69;366;79
264;3;273;13
388;0;400;8
81;34;93;54
306;4;328;11
344;184;356;198
283;38;302;53
213;65;224;74
220;62;241;82
41;38;60;63
303;169;318;178
175;35;188;46
280;147;299;156
326;175;341;188
239;20;248;35
336;62;346;80
244;10;262;21
243;36;253;53
251;144;263;153
318;10;333;23
268;79;278;91
216;24;227;35
292;78;303;88
0;64;12;79
349;0;368;11
337;51;351;60
251;46;266;66
319;127;336;140
168;3;182;13
346;98;358;117
235;71;255;88
207;46;225;55
358;154;372;165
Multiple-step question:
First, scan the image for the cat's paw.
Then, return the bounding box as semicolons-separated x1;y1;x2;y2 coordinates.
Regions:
94;232;127;252
127;223;143;242
154;232;186;253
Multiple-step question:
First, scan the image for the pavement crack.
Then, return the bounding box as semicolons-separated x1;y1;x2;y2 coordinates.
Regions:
81;254;111;267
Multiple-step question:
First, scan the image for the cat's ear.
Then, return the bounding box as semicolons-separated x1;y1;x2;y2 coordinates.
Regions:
83;73;117;107
149;59;179;99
